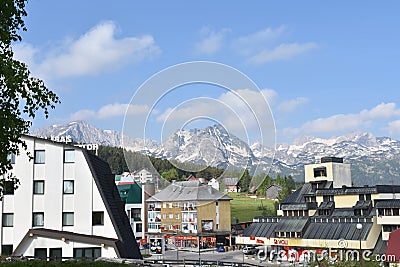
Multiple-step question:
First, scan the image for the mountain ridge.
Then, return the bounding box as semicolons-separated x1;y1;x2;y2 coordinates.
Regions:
30;121;400;185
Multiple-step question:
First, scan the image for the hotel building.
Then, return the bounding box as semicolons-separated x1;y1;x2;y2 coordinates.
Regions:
237;157;399;256
1;135;141;259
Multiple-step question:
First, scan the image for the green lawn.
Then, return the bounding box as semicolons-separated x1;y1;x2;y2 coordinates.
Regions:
229;193;277;223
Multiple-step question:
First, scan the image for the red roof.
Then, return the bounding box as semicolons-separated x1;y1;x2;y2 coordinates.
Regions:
117;181;135;185
386;228;400;262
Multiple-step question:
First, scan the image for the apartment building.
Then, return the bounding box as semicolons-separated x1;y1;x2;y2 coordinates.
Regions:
146;180;232;248
1;135;141;259
117;182;155;243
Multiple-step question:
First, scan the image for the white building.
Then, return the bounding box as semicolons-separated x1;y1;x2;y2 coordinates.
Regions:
1;135;141;259
208;178;220;191
133;169;154;184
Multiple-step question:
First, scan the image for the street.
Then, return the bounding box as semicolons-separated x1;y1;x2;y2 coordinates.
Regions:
143;248;295;266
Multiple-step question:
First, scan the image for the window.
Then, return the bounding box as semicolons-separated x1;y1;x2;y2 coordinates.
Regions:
175;213;179;219
34;248;47;259
34;150;45;164
92;212;104;225
62;212;74;226
174;202;179;208
169;202;173;208
3;181;14;195
1;245;13;256
64;149;75;163
33;212;44;227
73;248;101;259
7;153;15;164
313;167;327;177
394;209;399;216
33;181;45;194
359;194;365;201
63;180;74;194
2;213;14;227
169;213;173;219
131;208;141;221
162;213;166;219
49;248;62;261
136;223;142;233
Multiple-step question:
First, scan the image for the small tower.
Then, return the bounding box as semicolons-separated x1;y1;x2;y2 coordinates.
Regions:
304;157;352;188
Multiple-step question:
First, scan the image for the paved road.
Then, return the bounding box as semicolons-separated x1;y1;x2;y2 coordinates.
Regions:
143;248;294;266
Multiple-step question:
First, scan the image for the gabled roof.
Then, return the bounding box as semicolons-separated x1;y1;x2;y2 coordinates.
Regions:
222;178;239;186
147;181;232;202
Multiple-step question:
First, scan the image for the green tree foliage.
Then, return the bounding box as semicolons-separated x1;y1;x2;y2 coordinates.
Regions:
161;168;178;182
97;146;128;174
97;145;225;182
255;174;273;195
239;169;252;192
0;0;60;197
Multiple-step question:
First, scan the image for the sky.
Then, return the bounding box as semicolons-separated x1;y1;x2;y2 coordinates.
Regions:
14;1;400;145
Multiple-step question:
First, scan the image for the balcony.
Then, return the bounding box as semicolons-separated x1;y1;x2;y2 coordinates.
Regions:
377;215;400;225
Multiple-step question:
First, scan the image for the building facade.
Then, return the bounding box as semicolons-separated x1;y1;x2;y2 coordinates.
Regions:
117;182;155;243
146;180;232;249
237;157;398;258
1;135;141;259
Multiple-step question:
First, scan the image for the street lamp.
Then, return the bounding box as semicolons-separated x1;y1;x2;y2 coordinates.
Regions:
356;223;363;267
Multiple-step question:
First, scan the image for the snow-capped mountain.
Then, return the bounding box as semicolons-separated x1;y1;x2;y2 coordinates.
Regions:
30;121;159;153
30;121;400;185
152;125;256;169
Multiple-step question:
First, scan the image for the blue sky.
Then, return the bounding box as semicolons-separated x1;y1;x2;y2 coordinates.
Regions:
15;1;400;144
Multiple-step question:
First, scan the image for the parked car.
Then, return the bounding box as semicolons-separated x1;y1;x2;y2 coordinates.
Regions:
242;245;258;255
217;246;226;252
140;243;150;249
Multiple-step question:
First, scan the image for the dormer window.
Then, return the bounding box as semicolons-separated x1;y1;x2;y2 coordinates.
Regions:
313;167;327;177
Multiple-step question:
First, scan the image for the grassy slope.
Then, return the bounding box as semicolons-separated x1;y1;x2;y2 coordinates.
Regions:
229;193;276;223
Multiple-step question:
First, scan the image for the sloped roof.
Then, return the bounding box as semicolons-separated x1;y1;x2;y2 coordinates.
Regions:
386;228;400;262
243;221;277;238
303;219;372;240
222;178;239;186
147;180;232;202
84;152;142;259
274;217;309;232
373;233;387;255
117;183;142;204
375;199;400;208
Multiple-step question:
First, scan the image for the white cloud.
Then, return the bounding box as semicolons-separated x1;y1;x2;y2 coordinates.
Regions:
70;103;149;120
278;97;309;112
232;26;317;65
360;102;400;119
155;88;276;139
248;42;318;65
194;27;229;55
388;120;400;136
234;26;286;55
283;102;400;137
13;21;160;79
